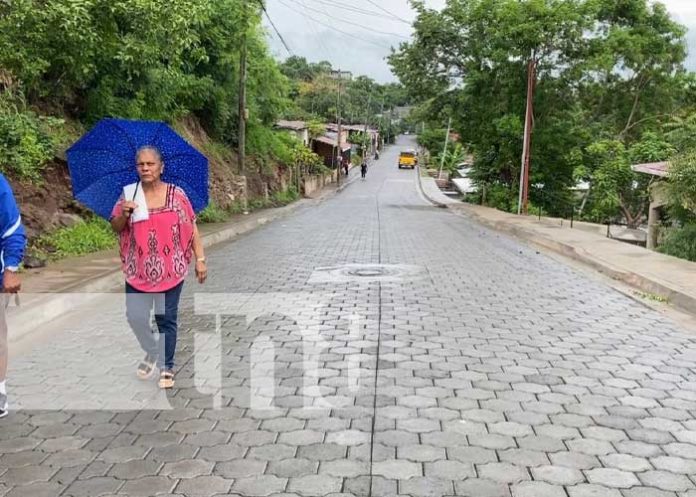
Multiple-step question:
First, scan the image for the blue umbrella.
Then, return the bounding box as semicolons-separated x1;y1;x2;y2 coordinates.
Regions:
67;118;209;219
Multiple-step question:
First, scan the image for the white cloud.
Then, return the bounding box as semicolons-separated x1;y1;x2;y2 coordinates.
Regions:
263;0;696;81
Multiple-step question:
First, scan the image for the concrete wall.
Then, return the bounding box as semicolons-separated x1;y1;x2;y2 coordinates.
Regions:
302;171;336;198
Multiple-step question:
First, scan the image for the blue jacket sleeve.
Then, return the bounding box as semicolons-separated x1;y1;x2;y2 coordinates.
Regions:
0;174;26;271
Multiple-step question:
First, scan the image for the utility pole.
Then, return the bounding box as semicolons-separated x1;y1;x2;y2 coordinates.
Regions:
335;69;343;187
438;116;452;180
517;50;537;215
238;0;250;214
362;90;373;158
378;98;385;150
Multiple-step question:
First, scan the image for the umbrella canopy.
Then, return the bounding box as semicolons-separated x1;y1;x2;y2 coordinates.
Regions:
67;118;209;219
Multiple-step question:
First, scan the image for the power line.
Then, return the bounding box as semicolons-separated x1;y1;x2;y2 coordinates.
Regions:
363;0;410;24
257;0;294;54
305;0;410;24
285;0;410;39
275;0;394;49
296;0;332;60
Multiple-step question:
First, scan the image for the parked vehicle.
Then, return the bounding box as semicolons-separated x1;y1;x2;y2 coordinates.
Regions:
398;150;417;169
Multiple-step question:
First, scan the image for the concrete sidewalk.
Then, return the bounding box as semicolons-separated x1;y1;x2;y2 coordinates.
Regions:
417;170;696;315
10;174;358;346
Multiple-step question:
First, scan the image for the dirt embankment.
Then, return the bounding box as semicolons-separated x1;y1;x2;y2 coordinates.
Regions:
10;115;292;241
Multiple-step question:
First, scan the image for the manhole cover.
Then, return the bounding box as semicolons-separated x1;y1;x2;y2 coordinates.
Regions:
309;264;425;283
348;268;386;277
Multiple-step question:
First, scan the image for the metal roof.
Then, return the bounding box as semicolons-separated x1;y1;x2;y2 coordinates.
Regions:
275;120;308;131
631;161;670;178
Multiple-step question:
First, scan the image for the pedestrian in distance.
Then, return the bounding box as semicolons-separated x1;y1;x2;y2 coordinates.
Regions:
110;146;207;389
0;174;27;419
361;159;368;180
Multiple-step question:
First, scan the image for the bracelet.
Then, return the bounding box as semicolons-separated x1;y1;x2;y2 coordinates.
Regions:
197;257;206;263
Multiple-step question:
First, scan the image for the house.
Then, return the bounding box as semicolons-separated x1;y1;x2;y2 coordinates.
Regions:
631;161;670;250
312;131;351;168
326;124;380;157
275;120;310;147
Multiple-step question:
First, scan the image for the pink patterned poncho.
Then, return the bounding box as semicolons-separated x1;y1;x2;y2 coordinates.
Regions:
111;185;196;292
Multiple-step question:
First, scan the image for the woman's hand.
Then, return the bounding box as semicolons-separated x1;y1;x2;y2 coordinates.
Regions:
195;260;207;284
122;201;138;218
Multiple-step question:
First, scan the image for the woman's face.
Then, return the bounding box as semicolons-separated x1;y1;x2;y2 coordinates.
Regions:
136;150;163;184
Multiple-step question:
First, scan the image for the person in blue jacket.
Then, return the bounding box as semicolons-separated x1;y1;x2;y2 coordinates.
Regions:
0;174;26;418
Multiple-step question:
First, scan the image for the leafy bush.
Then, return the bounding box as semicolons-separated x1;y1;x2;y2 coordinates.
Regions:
38;218;116;259
0;90;62;182
197;201;228;223
666;150;696;213
483;183;517;213
271;187;299;206
658;224;696;262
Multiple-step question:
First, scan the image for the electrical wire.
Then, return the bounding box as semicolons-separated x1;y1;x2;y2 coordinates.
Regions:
296;0;333;60
363;0;410;24
275;0;395;49
257;0;294;54
285;0;410;39
305;0;410;24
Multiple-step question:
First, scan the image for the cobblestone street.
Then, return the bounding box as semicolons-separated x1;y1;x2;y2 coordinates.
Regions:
3;137;696;496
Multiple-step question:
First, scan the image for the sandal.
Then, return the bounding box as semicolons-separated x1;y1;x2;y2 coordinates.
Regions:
136;354;157;380
158;370;175;389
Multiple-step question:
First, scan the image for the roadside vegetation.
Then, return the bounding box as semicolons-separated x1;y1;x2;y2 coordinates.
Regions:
0;1;410;262
392;0;696;261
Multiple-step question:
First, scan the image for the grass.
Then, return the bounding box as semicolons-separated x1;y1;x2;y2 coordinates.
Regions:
633;291;670;304
35;217;117;260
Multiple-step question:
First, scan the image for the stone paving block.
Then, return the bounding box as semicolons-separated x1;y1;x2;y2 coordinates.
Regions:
372;460;421;480
468;433;516;450
96;446;148;464
319;460;369;478
108;460;161;479
585;468;640;488
567;438;616;456
511;481;567;497
637;471;695;492
531;465;585;485
265;459;315;478
161;459;214;478
297;443;346;461
4;482;65;497
613;441;663;458
397;444;446;462
147;443;199;463
476;462;530;483
44;449;97;467
600;453;652;472
621;488;678;497
278;430;324;446
286;475;343;496
118;476;177;496
423;460;475;479
175;475;234;496
567;484;622;497
650;455;696;474
454;478;511;496
62;476;122;496
399;476;454;497
246;444;294;462
0;465;57;486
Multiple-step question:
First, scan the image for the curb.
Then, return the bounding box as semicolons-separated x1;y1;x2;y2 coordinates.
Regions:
450;204;696;316
415;166;451;209
9;183;340;346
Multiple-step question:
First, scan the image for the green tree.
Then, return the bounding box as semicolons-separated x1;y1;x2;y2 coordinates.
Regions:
390;0;689;222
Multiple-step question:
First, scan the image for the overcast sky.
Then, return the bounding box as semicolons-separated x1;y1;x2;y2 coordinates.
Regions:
263;0;696;83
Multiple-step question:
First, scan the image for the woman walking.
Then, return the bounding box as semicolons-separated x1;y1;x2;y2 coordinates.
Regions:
360;159;368;180
111;146;207;389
